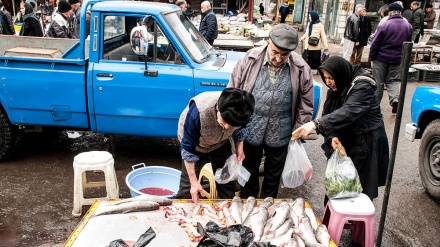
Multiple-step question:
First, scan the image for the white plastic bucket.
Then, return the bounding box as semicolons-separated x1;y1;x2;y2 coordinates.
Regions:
125;163;181;198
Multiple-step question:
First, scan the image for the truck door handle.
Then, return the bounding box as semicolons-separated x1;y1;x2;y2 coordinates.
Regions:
144;70;158;77
97;73;113;78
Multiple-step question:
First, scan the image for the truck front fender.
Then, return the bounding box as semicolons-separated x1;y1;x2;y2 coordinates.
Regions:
411;86;440;139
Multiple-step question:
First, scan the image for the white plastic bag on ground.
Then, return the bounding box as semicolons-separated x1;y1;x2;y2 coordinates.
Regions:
281;139;313;188
324;149;363;199
215;154;250;187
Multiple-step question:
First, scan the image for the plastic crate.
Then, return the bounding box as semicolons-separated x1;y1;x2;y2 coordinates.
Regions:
419;70;440;82
408;69;420;82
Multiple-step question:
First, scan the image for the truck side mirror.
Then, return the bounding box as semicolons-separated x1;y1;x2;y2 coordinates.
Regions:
130;26;149;56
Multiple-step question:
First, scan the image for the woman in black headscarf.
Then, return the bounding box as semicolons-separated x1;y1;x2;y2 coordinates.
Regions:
292;56;389;202
19;1;43;36
300;11;328;69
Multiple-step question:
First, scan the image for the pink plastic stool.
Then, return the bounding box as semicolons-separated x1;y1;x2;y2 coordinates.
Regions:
322;193;375;247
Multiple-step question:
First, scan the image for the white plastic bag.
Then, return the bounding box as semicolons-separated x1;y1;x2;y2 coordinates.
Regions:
324;150;363;199
215;154;250;187
281;139;313;188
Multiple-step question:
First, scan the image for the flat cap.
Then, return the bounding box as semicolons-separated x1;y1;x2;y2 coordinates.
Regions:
269;24;298;51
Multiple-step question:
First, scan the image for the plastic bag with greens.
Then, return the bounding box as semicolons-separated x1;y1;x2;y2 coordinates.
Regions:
324;150;363;199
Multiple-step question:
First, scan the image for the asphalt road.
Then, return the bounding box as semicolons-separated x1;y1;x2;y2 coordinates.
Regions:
0;79;439;247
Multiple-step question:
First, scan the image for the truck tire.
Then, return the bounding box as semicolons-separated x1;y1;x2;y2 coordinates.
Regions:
419;119;440;201
0;108;17;162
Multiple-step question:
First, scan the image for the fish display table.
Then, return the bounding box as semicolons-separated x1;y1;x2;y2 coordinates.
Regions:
64;199;336;247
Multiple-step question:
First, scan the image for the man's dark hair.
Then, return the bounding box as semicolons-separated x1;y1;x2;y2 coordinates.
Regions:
0;1;3;8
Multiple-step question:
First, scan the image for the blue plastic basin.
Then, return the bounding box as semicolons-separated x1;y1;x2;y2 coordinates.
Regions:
125;164;181;198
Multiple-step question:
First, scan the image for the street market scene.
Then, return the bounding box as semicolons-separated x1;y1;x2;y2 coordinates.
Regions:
1;0;440;246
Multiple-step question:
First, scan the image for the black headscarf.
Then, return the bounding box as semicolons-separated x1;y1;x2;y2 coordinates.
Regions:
22;2;35;20
318;56;366;115
308;11;320;36
19;2;39;36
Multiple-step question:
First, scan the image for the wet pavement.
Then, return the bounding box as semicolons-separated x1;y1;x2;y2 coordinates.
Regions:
1;77;439;247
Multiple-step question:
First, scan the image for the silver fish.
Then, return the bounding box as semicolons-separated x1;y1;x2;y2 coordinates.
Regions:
294;214;327;247
291;197;305;217
304;207;318;231
250;207;269;242
292;234;306;247
110;194;172;206
267;201;285;216
315;224;331;246
266;202;291;239
241;196;256;223
93;201;159;216
230;196;243;224
222;207;236;227
266;228;294;246
289;207;299;227
262;218;292;241
259;197;274;209
242;205;257;227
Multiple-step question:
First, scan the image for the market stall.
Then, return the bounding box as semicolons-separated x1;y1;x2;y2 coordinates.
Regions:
64;198;336;247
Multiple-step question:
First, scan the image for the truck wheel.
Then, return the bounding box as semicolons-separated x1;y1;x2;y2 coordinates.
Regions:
0;108;17;162
419;119;440;201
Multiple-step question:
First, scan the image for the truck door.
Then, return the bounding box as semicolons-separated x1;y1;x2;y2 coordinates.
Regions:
91;15;194;137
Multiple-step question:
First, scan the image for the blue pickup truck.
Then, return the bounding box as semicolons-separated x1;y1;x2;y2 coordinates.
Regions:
406;86;440;201
0;0;321;161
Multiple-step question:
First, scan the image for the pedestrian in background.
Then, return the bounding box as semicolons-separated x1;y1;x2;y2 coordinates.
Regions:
46;0;74;38
370;2;412;115
176;88;255;204
424;3;436;29
19;1;43;36
0;0;15;35
176;0;187;13
69;0;80;38
300;11;328;70
410;1;424;43
344;4;371;65
342;4;363;63
228;24;314;199
199;1;217;45
259;2;264;16
278;0;289;23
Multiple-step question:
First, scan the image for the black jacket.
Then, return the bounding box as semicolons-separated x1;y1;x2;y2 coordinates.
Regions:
344;13;361;42
316;56;390;200
199;9;218;45
358;16;372;46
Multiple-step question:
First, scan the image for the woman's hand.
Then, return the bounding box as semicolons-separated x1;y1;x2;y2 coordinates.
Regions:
331;137;341;150
292;121;316;139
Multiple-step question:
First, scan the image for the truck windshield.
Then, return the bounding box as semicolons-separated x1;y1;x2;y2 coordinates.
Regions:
163;12;212;63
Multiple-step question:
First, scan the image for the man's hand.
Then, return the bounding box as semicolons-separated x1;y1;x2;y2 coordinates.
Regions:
184;161;205;204
291;121;316;139
235;141;245;162
355;42;360;46
189;180;205;204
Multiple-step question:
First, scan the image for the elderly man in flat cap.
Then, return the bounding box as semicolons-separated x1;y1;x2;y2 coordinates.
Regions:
228;24;314;199
176;88;255;204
